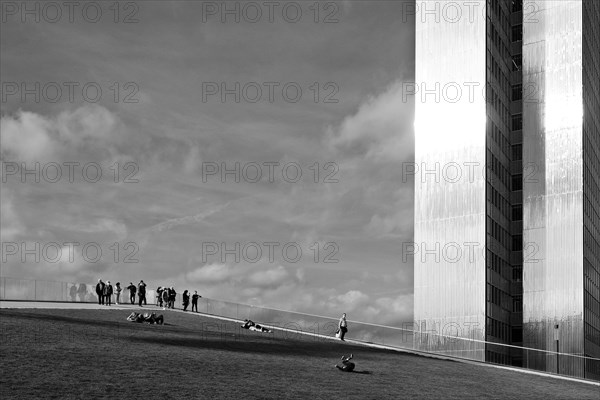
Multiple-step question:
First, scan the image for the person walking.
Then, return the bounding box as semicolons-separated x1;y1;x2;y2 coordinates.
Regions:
338;313;348;341
95;279;105;305
104;281;113;306
191;291;201;312
182;290;190;311
115;282;122;305
138;280;147;307
127;282;136;304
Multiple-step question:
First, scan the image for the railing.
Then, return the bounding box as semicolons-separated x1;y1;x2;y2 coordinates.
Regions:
1;276;599;382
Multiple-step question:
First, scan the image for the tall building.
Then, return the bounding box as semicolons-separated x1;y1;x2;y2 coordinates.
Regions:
521;0;600;380
414;0;599;380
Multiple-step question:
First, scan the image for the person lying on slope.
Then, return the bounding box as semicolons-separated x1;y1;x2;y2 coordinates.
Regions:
240;319;271;333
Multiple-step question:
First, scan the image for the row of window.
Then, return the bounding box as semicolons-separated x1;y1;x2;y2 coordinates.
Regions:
488;15;511;65
512;24;522;43
511;113;522;131
584;257;600;308
487;283;512;311
487;216;512;251
512;54;522;71
487;149;512;191
486;249;512;281
488;120;512;162
487;317;511;342
488;86;511;133
489;0;511;36
511;0;523;13
584;291;600;334
488;181;511;222
513;295;523;312
488;50;511;104
513;266;523;282
486;350;511;366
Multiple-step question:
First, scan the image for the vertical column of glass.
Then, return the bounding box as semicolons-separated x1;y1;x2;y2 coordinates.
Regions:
522;0;585;378
414;1;488;360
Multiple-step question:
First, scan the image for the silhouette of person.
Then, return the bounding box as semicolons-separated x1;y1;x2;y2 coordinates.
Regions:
69;284;77;302
95;279;105;305
335;354;355;372
191;291;201;312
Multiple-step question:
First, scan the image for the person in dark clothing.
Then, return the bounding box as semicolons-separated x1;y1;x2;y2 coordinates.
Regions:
169;287;176;309
182;290;190;311
104;281;113;306
161;289;169;310
156;287;163;308
95;279;105;305
191;291;201;312
335;354;355;372
138;280;146;306
127;282;136;304
241;319;271;333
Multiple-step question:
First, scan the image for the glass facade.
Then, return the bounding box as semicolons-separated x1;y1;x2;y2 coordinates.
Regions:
414;1;488;360
415;0;598;378
582;0;600;381
522;0;599;380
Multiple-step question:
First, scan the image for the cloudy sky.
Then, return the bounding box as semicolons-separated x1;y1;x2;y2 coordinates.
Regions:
0;1;415;326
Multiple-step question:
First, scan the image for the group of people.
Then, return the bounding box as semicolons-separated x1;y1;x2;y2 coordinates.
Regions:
180;290;202;312
156;286;177;309
95;279;122;306
125;280;147;306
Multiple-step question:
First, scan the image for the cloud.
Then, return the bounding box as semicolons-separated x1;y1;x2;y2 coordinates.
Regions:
247;265;289;288
326;80;414;163
1;111;57;162
1;105;125;164
185;263;235;284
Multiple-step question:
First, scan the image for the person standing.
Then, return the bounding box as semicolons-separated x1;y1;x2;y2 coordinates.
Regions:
169;287;176;309
127;282;136;304
191;291;201;312
338;313;348;341
104;281;113;306
156;287;163;308
115;282;122;305
182;290;190;311
161;289;169;310
138;280;147;307
95;279;105;305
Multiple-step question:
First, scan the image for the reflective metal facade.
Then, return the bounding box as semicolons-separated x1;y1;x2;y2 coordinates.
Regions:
582;0;600;380
414;1;488;360
522;0;600;379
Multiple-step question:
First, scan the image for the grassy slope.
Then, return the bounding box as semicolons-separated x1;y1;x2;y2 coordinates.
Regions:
0;308;597;399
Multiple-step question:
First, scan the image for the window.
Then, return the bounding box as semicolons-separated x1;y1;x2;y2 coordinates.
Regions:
512;113;522;131
513;235;523;251
512;328;523;343
512;0;523;12
512;55;522;71
512;144;523;161
512;204;523;221
513;266;522;281
512;24;523;42
512;174;523;191
513;296;523;312
512;84;522;101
